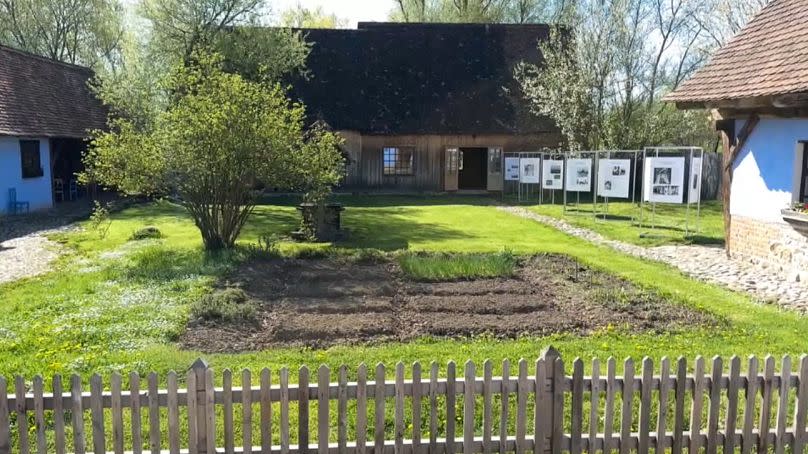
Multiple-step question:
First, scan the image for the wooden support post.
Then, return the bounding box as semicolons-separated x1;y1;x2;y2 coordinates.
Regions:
719;114;759;257
190;359;211;454
541;346;563;454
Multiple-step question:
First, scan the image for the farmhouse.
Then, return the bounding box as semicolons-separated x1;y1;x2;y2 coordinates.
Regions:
290;22;561;192
665;0;808;280
0;45;106;214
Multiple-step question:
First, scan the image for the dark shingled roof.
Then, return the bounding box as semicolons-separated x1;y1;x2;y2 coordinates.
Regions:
0;45;107;138
289;22;558;135
665;0;808;104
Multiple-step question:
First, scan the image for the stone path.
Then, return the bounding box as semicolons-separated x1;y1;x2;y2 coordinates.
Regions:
499;206;808;311
0;231;65;284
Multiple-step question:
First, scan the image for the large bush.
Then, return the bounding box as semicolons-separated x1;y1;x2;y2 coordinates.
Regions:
84;52;344;250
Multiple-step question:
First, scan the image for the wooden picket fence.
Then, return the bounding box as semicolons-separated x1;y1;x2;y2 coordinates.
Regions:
1;348;807;454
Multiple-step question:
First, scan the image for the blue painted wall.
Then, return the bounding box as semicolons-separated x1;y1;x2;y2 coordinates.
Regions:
731;118;808;222
0;137;52;214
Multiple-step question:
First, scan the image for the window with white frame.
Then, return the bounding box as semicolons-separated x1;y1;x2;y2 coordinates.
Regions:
383;147;414;175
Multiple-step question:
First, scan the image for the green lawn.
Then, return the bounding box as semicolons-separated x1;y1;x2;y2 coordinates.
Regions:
0;195;804;382
529;201;725;247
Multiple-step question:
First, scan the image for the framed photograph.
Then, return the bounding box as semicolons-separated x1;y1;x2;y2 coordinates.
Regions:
597;159;631;198
542;159;564;190
565;158;592;192
643;157;685;203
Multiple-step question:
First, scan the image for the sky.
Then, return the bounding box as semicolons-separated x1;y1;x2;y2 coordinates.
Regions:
271;0;398;27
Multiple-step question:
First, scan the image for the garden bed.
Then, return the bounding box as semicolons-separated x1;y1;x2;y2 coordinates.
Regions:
180;254;717;352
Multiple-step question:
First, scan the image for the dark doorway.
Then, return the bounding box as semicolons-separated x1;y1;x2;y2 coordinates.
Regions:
459;148;487;190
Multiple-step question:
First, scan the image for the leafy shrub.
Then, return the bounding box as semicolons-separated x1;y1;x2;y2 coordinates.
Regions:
130;226;163;241
190;288;258;323
89;201;112;239
244;235;282;260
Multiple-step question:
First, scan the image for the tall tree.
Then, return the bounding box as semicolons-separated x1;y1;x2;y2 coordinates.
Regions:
392;0;568;23
515;0;767;151
280;4;348;28
0;0;124;68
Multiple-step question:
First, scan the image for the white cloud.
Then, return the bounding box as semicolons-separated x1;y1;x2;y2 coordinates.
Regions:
271;0;396;27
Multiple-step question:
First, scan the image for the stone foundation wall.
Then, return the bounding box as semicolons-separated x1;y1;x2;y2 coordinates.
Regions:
730;215;808;282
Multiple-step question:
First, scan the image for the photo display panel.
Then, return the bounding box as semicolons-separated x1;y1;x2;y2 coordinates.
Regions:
542;159;564;189
519;157;541;184
565;158;592;192
596;159;631;198
688;157;702;204
644;157;685;203
505;157;521;181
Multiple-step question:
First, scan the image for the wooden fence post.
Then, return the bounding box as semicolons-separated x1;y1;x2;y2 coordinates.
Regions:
541;346;563;454
190;359;211;454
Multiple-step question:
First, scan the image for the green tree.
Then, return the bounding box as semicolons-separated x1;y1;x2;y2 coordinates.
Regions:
83;53;344;250
0;0;124;68
280;4;348;28
391;0;569;23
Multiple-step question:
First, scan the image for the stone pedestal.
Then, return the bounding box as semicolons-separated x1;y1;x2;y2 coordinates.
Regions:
294;203;345;242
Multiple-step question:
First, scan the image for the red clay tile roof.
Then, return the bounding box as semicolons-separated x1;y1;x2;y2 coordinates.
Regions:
0;45;107;138
665;0;808;104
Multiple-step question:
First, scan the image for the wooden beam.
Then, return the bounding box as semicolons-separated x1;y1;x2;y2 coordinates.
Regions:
722;114;759;257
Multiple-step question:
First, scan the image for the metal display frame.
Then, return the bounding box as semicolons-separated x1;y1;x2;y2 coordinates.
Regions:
592;150;641;222
541;151;566;206
508;151;543;203
562;150;597;216
640;146;705;238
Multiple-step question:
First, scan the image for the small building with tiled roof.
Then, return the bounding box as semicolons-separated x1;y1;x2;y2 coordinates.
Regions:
289;22;561;192
0;45;106;214
665;0;808;281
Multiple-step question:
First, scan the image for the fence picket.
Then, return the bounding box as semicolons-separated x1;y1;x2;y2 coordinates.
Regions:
356;364;367;454
53;375;66;454
742;356;759;454
299;366;310;454
589;359;600;454
603;358;616;454
91;374;105;454
280;368;290;454
724;357;740;454
111;373;124;454
464;361;475;454
339;365;348;454
318;365;330;454
33;375;46;454
760;355;775;453
793;355;808;454
187;370;197;454
130;372;142;454
534;359;548;454
500;360;510;454
430;362;438;454
517;359;528;454
619;358;634;454
671;358;686;454
482;360;492;454
16;376;29;454
396;362;405;454
706;356;722;454
775;356;791;454
224;369;234;454
71;374;84;454
655;357;670;454
375;363;385;454
0;377;8;454
413;362;423;453
244;369;253;454
167;371;180;454
447;361;457;454
148;372;160;454
638;358;652;454
570;358;584;454
551;354;564;454
205;367;216;454
689;356;705;454
261;368;272;454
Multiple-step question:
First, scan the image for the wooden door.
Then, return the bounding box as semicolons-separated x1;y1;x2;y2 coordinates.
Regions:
444;147;459;191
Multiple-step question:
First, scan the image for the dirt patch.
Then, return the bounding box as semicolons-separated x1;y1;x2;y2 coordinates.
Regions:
180;254;718;352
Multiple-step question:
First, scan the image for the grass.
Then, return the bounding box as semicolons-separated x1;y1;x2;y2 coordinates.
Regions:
0;195;805;383
529;200;725;247
397;250;518;281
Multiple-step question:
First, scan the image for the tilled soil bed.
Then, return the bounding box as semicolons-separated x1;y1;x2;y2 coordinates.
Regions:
180;254;717;352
